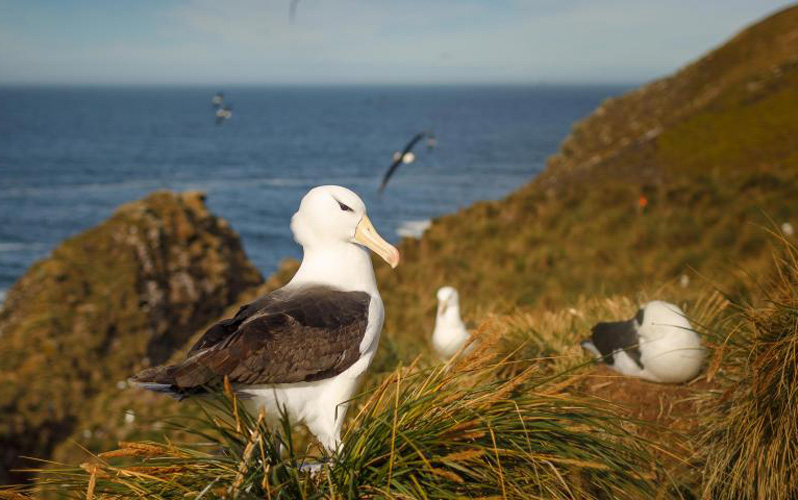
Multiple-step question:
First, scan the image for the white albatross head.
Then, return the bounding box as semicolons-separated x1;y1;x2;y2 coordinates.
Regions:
436;286;461;318
291;185;400;268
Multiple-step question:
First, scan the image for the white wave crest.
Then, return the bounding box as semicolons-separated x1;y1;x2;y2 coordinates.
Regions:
396;219;431;239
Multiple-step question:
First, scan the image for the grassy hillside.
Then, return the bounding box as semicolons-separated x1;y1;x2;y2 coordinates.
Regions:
11;252;796;499
2;4;798;497
40;4;798;466
374;4;798;360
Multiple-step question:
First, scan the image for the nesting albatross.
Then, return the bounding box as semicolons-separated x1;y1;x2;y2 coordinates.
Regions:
132;186;400;452
581;300;705;383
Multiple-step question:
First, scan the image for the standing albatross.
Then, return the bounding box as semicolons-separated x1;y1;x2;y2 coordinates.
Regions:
131;185;400;452
432;286;471;360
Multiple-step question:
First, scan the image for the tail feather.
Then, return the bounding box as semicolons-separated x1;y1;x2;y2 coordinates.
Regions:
128;379;187;400
129;364;194;399
130;362;244;400
131;365;176;385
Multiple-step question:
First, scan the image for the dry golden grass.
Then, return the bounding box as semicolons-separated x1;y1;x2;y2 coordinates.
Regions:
699;238;798;499
10;320;671;499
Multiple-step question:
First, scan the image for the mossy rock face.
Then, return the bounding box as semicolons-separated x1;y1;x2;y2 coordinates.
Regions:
0;190;262;484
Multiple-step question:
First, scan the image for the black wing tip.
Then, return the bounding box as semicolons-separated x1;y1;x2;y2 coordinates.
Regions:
129;380;187;400
128;376;218;401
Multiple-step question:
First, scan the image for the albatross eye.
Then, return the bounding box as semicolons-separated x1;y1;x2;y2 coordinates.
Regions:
337;201;354;212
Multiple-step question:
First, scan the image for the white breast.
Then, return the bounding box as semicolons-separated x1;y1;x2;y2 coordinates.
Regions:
433;313;470;359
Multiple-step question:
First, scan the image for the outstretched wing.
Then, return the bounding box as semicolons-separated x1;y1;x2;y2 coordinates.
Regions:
378;132;427;193
132;286;371;391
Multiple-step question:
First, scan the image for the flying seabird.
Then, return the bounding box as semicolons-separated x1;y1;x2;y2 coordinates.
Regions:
289;0;300;24
132;186;400;452
215;105;233;125
581;300;705;383
378;131;436;193
212;91;224;108
432;286;471;360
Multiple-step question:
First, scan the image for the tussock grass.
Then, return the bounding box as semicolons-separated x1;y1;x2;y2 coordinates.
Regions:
699;238;798;500
10;325;665;499
500;287;729;378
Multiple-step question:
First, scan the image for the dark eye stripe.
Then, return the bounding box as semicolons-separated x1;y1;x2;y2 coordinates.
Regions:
337;201;354;212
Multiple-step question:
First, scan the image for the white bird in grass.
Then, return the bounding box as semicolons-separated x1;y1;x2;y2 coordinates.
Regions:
132;186;400;453
432;286;471;360
581;300;705;383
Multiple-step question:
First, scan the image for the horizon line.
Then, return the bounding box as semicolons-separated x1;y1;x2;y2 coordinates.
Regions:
0;81;641;89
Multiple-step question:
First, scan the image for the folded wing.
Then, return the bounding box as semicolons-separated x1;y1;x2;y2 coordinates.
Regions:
132;285;371;394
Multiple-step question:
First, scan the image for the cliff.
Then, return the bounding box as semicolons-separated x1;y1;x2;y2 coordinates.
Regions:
0;191;262;484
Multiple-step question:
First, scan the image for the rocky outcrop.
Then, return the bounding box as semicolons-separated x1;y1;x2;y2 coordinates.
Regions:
44;259;300;472
0;191;262;484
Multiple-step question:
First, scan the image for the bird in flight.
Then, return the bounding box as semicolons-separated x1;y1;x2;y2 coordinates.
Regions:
215;105;233;125
289;0;300;24
211;91;224;108
378;130;436;193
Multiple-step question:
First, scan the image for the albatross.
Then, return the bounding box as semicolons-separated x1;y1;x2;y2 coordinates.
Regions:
580;300;705;383
211;91;224;108
378;130;436;193
215;105;233;125
132;185;400;452
432;286;472;360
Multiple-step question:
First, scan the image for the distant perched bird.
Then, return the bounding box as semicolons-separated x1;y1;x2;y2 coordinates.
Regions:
132;186;400;452
432;286;471;360
581;300;705;383
215;105;233;125
378;131;436;193
212;91;224;108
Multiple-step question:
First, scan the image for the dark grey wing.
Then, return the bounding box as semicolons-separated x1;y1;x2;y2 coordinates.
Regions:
588;317;643;369
187;295;273;356
378;132;426;193
133;286;371;390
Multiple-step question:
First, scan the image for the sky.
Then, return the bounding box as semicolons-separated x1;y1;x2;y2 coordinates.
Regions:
0;0;793;85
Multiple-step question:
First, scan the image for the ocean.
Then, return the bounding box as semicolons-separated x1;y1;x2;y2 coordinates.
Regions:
0;85;625;297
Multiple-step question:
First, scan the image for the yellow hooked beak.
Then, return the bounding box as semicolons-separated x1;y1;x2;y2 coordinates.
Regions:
354;215;400;268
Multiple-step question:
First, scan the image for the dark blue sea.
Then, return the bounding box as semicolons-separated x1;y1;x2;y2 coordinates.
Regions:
0;85;626;300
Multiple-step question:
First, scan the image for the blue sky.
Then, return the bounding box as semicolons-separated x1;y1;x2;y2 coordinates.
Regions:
0;0;792;85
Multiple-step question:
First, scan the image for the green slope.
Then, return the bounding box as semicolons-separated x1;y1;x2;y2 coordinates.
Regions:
374;4;798;359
